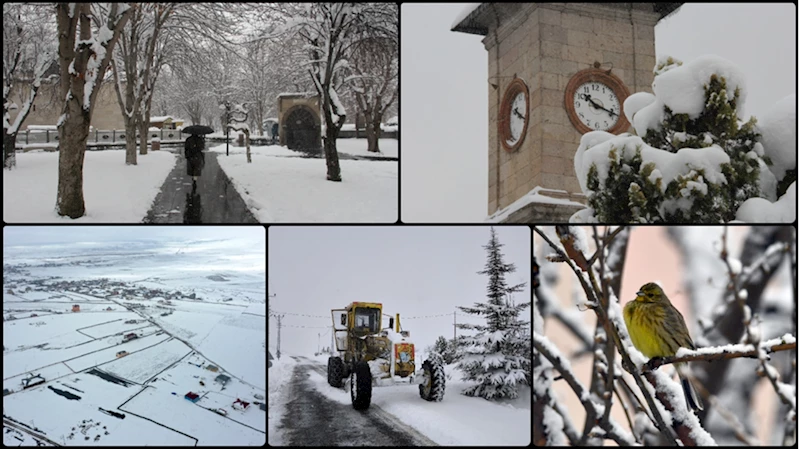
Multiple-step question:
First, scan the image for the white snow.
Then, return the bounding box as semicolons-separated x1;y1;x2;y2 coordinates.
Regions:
486;186;585;222
756;94;796;180
209;142;397;223
653;54;747;119
623;92;657;127
542;405;568;445
335;138;398;159
735;181;796;222
3;150;176;223
576;133;731;199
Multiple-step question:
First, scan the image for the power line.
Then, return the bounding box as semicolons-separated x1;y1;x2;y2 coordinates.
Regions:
271;310;329;319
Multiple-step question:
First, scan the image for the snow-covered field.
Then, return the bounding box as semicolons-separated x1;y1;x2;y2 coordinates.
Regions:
2;150;176;223
336;138;398;159
210;142;398;223
3;235;265;446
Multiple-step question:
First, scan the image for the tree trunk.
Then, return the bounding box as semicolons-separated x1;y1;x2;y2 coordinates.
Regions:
366;117;381;153
245;130;251;163
4;133;17;169
324;125;342;182
56;101;91;218
124;118;137;165
138;118;148;155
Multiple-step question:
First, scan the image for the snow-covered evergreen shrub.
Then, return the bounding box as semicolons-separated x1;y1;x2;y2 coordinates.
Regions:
456;228;530;400
575;55;776;223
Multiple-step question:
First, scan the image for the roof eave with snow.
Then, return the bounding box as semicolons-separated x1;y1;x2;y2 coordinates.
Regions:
451;3;684;36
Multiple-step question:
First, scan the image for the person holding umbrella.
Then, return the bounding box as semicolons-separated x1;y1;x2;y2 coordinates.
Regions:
182;125;213;190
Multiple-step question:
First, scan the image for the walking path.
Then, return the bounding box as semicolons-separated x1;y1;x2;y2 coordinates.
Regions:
144;150;258;223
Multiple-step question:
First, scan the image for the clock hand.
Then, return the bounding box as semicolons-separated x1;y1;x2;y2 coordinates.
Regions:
585;97;617;118
513;108;525;119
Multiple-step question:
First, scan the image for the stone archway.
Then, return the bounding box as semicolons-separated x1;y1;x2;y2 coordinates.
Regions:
283;106;321;151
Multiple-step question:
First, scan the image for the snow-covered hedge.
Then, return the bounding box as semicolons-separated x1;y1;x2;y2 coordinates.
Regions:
572;55;795;223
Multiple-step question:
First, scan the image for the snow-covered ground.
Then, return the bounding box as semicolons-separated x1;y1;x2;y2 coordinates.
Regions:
269;353;531;446
209;140;398;222
3;237;265;446
3;150;176;223
336;138;398;159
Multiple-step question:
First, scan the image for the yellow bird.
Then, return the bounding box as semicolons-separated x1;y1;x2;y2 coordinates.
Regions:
623;282;704;411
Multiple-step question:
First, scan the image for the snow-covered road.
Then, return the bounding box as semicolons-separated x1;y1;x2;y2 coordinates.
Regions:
277;356;437;446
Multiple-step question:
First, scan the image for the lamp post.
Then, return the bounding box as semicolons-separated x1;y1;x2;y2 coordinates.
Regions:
224;101;231;156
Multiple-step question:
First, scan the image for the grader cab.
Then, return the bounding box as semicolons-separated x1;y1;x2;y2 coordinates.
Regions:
327;302;445;410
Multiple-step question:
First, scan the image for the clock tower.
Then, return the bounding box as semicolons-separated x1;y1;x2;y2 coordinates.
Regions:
452;3;682;222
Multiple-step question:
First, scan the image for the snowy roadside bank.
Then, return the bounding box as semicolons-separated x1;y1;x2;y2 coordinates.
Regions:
210;144;398;223
267;355;298;446
3;150;176;223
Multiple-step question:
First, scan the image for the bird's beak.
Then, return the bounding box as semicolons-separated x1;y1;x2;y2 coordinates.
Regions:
635;291;645;301
636;291;644;296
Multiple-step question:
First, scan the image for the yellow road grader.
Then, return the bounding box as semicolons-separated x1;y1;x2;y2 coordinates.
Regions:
327;302;445;410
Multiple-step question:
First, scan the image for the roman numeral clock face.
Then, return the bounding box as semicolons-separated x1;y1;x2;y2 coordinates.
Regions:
564;68;631;135
573;82;619;131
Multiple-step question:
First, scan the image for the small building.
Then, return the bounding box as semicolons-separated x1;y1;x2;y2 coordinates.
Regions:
106;307;113;311
215;374;231;385
21;373;45;389
72;304;80;312
232;398;250;411
116;351;128;358
206;365;219;373
184;392;200;403
150;116;184;130
259;403;266;411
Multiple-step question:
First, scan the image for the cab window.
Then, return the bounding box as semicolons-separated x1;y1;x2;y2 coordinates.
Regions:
353;308;380;333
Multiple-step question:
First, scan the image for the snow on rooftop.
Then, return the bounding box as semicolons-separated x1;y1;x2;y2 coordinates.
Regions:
451;3;483;29
150;115;175;122
277;92;316;98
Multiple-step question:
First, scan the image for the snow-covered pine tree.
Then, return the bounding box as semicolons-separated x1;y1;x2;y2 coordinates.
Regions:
456;227;530;400
581;55;773;223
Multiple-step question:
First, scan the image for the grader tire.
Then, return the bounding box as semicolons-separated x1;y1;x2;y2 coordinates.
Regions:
419;359;445;402
327;356;344;388
350;361;372;410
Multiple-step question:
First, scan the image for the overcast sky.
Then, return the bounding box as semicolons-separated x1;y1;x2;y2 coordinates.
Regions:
3;226;266;247
401;3;796;222
267;226;531;357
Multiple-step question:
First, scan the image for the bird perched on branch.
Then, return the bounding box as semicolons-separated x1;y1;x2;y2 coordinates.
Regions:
623;282;704;411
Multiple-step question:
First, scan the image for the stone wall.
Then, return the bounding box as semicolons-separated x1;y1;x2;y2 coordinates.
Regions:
7;81;126;130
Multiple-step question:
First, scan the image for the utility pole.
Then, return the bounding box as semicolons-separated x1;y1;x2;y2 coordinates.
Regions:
276;313;284;359
453;310;458;351
317;332;320;354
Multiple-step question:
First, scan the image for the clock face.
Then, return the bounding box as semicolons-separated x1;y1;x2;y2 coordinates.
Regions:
499;78;529;152
572;81;620;131
508;92;527;144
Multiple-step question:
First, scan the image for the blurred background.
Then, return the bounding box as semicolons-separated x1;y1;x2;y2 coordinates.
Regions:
534;226;796;446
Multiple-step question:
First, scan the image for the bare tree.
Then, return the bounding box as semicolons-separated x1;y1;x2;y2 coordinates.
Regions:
3;3;57;169
278;3;397;182
346;9;398;153
55;3;131;218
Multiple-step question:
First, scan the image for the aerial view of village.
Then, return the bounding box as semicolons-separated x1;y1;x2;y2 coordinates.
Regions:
3;226;266;446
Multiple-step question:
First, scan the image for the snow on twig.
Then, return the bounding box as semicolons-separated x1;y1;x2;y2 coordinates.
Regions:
533;332;638;446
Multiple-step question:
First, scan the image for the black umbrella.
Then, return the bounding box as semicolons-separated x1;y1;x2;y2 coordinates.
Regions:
181;125;214;135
